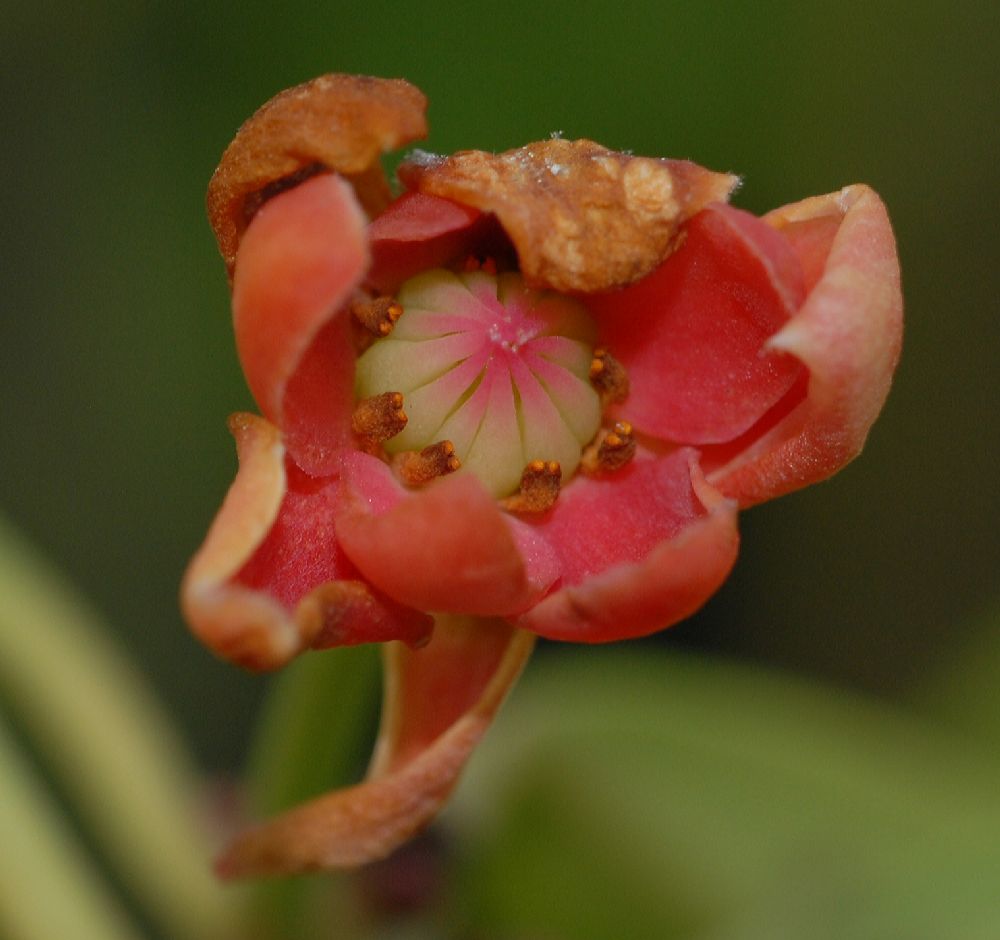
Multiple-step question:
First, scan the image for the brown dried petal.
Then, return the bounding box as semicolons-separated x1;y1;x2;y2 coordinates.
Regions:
208;74;428;276
400;138;738;293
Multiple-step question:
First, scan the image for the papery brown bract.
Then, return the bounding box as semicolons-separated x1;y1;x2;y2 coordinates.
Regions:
182;74;902;877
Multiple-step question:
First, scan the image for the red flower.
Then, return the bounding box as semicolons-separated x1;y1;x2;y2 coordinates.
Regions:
181;75;902;876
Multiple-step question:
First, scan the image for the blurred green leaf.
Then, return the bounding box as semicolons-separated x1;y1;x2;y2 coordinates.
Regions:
449;649;1000;939
0;712;146;940
0;515;246;940
912;603;1000;749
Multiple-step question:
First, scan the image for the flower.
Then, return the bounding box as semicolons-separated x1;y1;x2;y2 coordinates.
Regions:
181;75;902;877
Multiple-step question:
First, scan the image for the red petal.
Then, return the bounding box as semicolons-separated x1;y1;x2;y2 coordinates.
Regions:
334;454;555;615
236;460;349;606
217;617;534;875
369;617;529;774
232;174;368;476
708;185;903;506
236;458;432;649
589;203;805;444
518;459;739;641
367;191;482;293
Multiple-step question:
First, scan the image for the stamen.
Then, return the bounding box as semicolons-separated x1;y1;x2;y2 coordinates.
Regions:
394;440;462;485
501;460;562;513
582;421;636;474
352;392;407;449
351;295;404;337
589;348;630;405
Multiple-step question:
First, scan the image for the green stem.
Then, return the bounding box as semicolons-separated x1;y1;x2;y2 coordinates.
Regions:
246;643;380;814
244;643;381;939
0;515;247;940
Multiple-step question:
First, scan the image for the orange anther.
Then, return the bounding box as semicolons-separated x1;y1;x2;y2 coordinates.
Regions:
582;420;636;474
351;295;404;337
590;348;629;405
352;391;407;450
395;440;462;485
502;460;562;514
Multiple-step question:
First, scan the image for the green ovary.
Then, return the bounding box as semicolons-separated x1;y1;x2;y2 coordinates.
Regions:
355;269;602;498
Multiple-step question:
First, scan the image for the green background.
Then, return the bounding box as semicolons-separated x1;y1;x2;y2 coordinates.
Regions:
2;1;999;936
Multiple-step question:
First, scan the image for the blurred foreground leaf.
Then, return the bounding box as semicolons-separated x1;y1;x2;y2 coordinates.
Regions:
0;712;145;940
913;603;1000;749
450;649;1000;940
0;515;246;940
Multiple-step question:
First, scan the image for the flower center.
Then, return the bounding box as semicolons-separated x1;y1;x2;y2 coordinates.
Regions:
354;268;602;499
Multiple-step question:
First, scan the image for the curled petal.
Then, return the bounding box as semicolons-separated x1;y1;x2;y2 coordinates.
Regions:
334;454;555;616
589;202;805;445
708;185;903;506
366;191;486;294
233;174;367;476
518;452;739;641
208;74;427;276
217;617;534;875
182;416;430;669
180;414;303;670
401;139;737;292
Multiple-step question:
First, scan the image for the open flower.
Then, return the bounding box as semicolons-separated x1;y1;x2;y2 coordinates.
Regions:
181;75;902;876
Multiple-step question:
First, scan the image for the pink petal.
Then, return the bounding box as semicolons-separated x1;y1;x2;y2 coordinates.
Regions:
334;454;554;615
504;515;562;601
588;203;805;445
707;185;903;506
217;617;535;875
367;191;483;293
232;174;368;476
532;448;710;585
518;459;739;641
